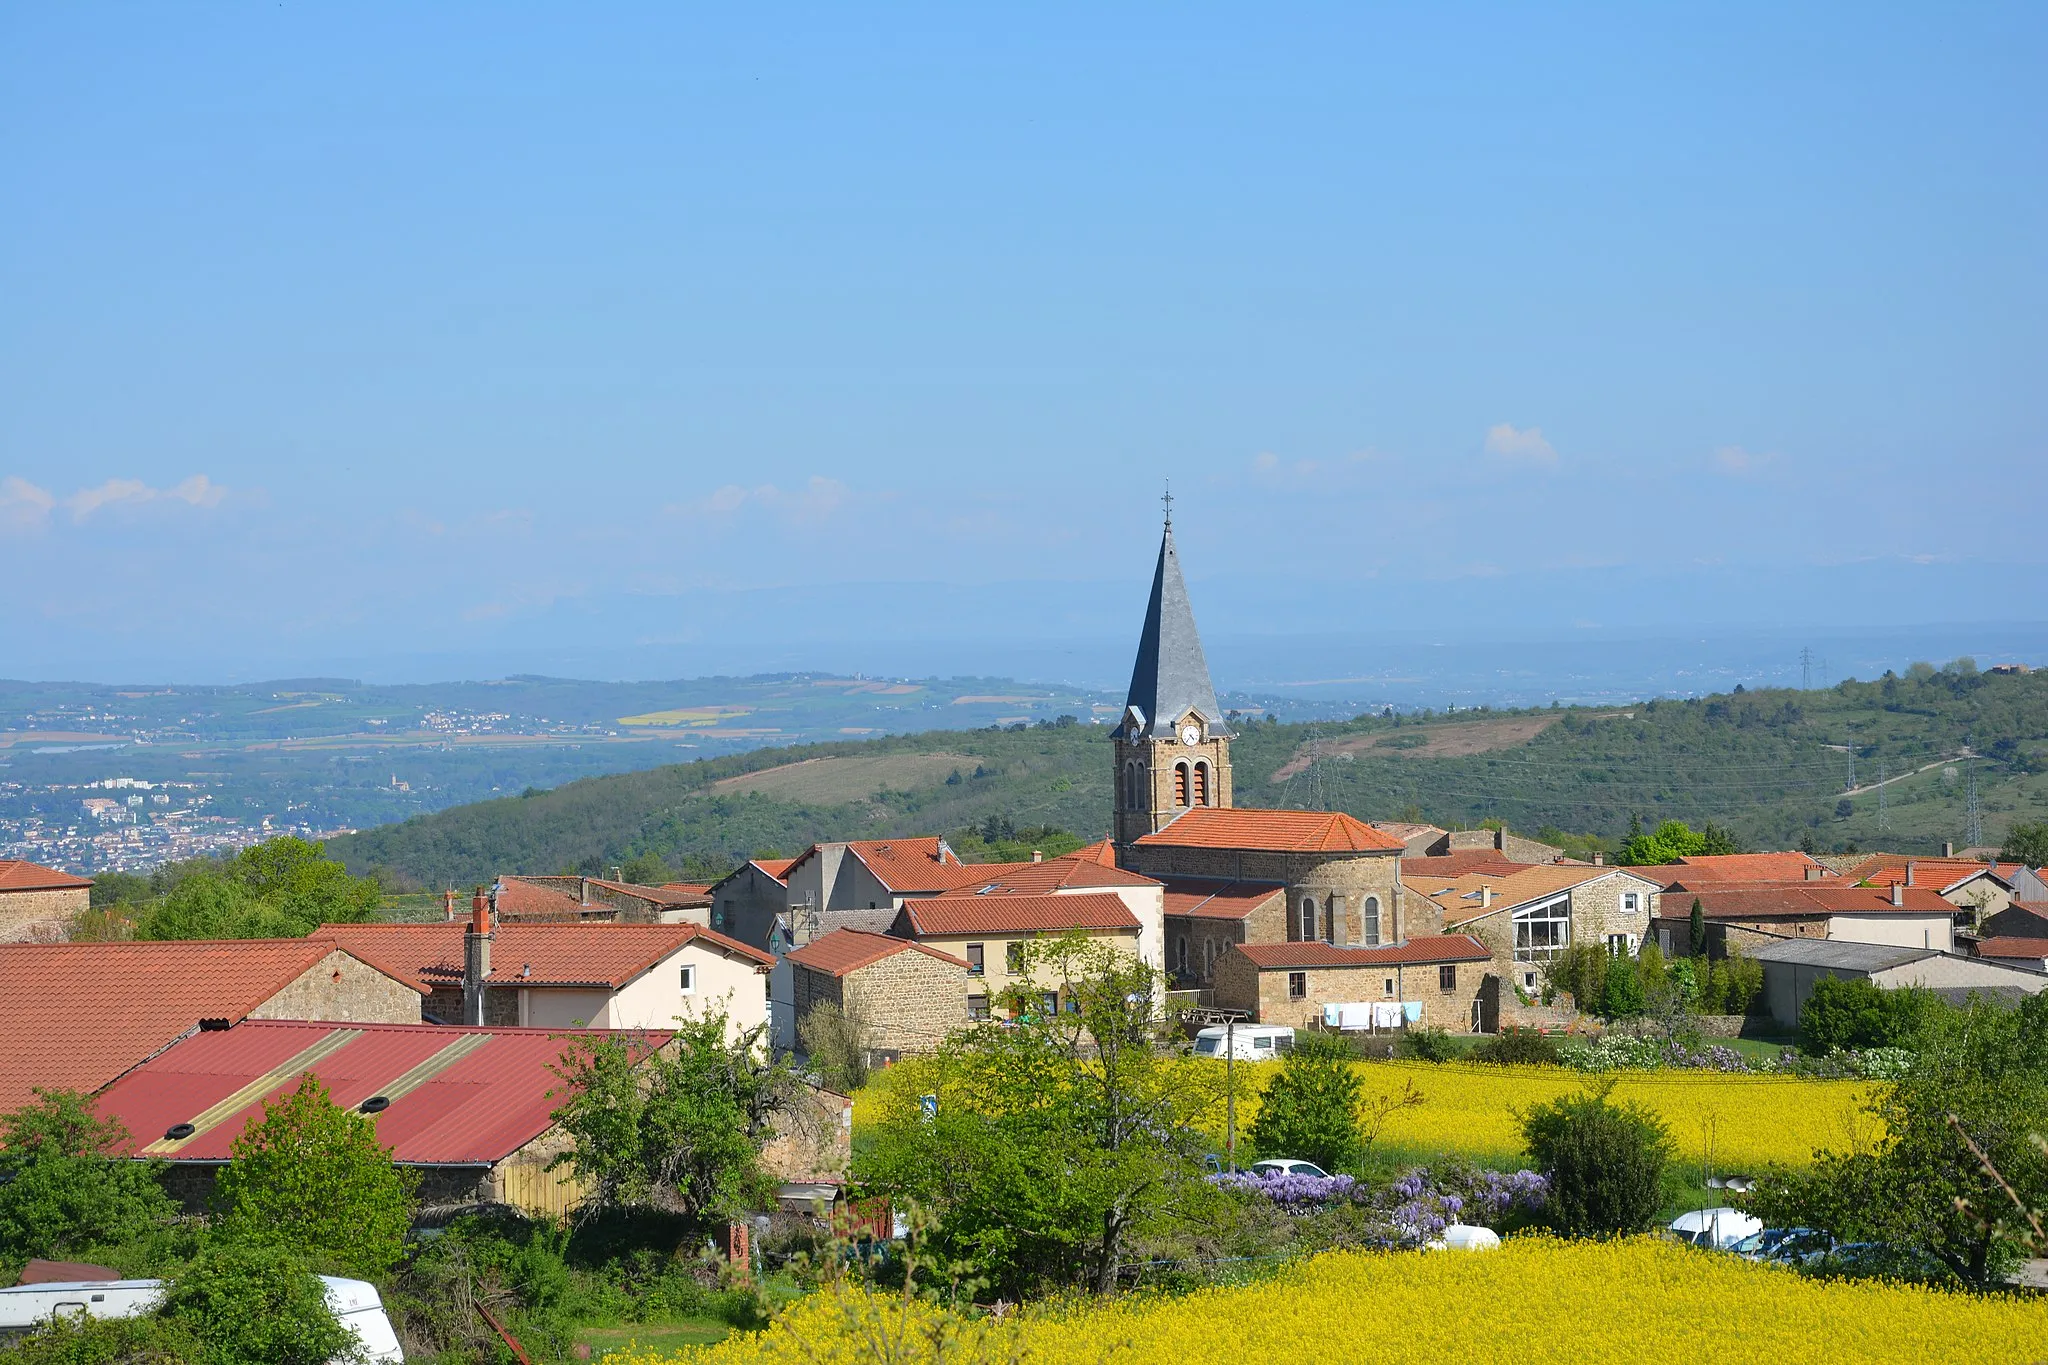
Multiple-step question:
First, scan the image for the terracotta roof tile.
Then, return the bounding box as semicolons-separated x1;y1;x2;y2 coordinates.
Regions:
1160;878;1287;921
1234;935;1492;969
0;938;411;1113
1975;936;2048;963
1401;853;1535;879
1841;855;2007;892
1651;884;1955;920
1134;807;1405;854
95;1019;671;1165
786;929;969;977
490;879;591;919
1069;840;1119;867
893;893;1140;938
320;921;772;992
802;837;982;893
1412;866;1657;925
944;858;1160;895
1669;852;1832;882
0;860;92;892
751;858;797;881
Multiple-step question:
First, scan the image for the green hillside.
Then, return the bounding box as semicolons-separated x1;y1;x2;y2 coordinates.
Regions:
332;664;2048;887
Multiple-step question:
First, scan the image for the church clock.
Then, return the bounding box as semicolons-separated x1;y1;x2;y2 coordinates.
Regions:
1179;723;1201;746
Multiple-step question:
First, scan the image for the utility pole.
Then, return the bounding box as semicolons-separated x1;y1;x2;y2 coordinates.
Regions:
1225;1017;1237;1172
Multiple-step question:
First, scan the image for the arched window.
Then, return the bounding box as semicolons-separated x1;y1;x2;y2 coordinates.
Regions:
1176;935;1188;974
1300;897;1318;942
1124;763;1141;809
1193;762;1209;807
1173;762;1190;807
1362;895;1382;947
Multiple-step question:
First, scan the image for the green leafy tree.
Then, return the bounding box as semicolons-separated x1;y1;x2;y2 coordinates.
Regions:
1688;899;1707;958
0;1090;174;1261
159;1243;355;1365
139;836;380;940
1753;992;2048;1287
798;1000;876;1095
1249;1033;1365;1171
1615;819;1732;866
2002;821;2048;868
1520;1082;1674;1237
550;1005;797;1222
1542;942;1608;1015
213;1073;417;1277
858;934;1219;1296
1599;955;1645;1018
1798;977;1936;1056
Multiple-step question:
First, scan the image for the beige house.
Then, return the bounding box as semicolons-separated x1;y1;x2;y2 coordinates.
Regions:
1650;883;1961;957
1211;935;1493;1031
0;860;93;941
1749;938;2047;1031
786;928;968;1056
890;892;1142;1020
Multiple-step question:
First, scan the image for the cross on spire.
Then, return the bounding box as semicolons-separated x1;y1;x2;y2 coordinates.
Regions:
1161;482;1173;529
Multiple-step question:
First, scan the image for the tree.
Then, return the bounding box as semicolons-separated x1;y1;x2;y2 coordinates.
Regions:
1520;1082;1673;1238
139;836;380;940
1753;991;2048;1288
0;1090;174;1261
798;1000;876;1095
1687;899;1707;959
1249;1033;1365;1172
2002;821;2048;869
213;1073;417;1277
1542;942;1608;1016
550;1005;797;1223
858;934;1217;1297
1599;954;1644;1019
1799;977;1935;1056
158;1243;354;1365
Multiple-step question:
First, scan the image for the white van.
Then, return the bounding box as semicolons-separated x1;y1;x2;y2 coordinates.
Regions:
0;1275;404;1362
1192;1024;1294;1060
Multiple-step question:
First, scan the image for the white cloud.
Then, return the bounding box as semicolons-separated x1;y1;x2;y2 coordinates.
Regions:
671;476;852;526
1483;423;1558;467
66;474;227;521
0;477;55;534
1710;445;1773;477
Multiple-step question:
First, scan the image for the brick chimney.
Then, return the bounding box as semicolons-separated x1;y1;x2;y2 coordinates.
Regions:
1593;853;1605;866
1891;881;1904;907
463;888;493;1027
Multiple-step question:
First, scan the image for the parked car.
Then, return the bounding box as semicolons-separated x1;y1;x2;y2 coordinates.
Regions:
1192;1024;1295;1061
1668;1207;1763;1250
0;1275;403;1361
1731;1227;1833;1265
1250;1158;1330;1179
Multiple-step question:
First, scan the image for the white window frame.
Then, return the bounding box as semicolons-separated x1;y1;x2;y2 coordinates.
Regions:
1619;890;1642;915
1361;895;1382;948
679;963;697;994
1512;895;1572;962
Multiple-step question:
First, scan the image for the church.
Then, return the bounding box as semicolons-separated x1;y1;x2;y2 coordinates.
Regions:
1106;510;1500;1030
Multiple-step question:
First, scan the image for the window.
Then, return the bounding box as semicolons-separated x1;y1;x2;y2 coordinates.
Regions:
1175;935;1188;974
1605;933;1633;958
1523;971;1538;991
1513;896;1571;962
1040;991;1059;1016
1173;762;1189;806
1252;1035;1273;1051
1287;971;1307;1000
1125;763;1142;809
1300;897;1318;942
967;994;989;1020
1383;976;1396;997
679;964;696;994
1361;895;1382;947
1193;762;1209;807
1203;937;1216;979
1439;964;1457;992
966;943;985;976
1620;891;1642;915
1005;942;1024;974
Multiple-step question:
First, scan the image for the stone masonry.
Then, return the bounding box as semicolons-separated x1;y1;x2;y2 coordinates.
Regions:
0;886;90;942
792;945;966;1056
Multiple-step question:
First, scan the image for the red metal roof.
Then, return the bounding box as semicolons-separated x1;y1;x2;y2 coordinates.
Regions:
95;1019;670;1165
0;860;92;892
1234;935;1492;969
786;928;968;977
0;938;418;1113
1134;808;1406;853
894;893;1139;937
1160;878;1287;921
320;921;772;992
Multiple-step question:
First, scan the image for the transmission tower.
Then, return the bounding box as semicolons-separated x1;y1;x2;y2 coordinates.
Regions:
1967;769;1983;848
1303;723;1329;812
1877;760;1890;833
1800;646;1815;691
1845;749;1855;792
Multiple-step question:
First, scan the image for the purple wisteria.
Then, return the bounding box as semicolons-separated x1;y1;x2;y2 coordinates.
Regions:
1208;1164;1548;1244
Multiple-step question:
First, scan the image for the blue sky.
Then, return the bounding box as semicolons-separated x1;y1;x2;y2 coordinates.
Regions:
3;4;2043;687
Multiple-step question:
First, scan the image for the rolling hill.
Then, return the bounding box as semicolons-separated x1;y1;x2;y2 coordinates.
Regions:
331;664;2048;887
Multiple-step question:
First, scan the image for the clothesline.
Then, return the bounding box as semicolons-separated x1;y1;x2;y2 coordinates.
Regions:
1321;1000;1426;1032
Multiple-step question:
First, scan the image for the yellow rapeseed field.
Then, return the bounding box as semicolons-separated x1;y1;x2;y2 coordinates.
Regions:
858;1058;1877;1170
604;1237;2048;1363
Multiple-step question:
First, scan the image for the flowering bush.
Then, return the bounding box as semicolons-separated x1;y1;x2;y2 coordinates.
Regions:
1207;1168;1358;1210
1557;1036;1916;1080
1207;1162;1544;1245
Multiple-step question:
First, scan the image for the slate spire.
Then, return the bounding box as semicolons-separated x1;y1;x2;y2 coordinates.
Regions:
1118;512;1230;740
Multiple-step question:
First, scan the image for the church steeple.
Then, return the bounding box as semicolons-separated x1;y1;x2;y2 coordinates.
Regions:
1113;505;1233;849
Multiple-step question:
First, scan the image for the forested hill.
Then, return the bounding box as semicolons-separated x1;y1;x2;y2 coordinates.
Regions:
331;664;2048;888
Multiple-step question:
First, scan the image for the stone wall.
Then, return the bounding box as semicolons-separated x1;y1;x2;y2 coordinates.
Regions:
760;1084;853;1184
795;948;967;1055
0;886;89;942
248;949;424;1024
1126;847;1406;947
1211;950;1486;1032
1168;914;1251;987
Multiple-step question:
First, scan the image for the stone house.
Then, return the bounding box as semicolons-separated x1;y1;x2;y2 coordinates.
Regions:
487;875;712;925
1839;855;2017;923
0;860;93;941
0;938;425;1113
938;853;1167;976
786;928;968;1057
1164;878;1287;989
1648;883;1961;957
322;920;774;1041
889;892;1142;1020
1211;936;1494;1032
1747;939;2047;1031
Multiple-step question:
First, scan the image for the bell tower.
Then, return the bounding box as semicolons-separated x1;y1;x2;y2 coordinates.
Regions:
1113;496;1233;850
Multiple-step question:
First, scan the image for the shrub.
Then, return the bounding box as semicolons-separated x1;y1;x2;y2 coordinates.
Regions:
0;1090;174;1262
213;1072;417;1277
1799;978;1936;1056
1471;1029;1559;1067
1600;955;1645;1019
1519;1082;1673;1238
798;1001;875;1095
0;1314;204;1364
1541;943;1607;1014
157;1243;354;1365
1250;1033;1364;1172
1398;1027;1458;1063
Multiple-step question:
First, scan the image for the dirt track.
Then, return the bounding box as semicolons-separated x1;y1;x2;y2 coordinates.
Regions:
1270;716;1559;779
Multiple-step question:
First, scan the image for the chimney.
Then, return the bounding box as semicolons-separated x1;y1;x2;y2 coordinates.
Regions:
1942;841;1954;857
1891;882;1904;907
1031;850;1043;863
1905;863;1915;887
442;889;457;921
463;888;493;1027
1481;885;1493;908
1593;853;1604;866
1805;865;1823;881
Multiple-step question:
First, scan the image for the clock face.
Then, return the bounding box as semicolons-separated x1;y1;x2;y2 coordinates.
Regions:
1180;724;1201;746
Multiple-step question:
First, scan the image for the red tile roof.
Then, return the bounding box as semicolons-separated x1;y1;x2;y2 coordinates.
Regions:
491;879;592;919
1401;853;1535;879
320;921;772;992
789;837;984;893
1069;839;1119;867
95;1019;670;1165
1234;935;1492;969
893;893;1140;938
0;938;416;1113
944;857;1160;895
1841;856;2007;892
659;882;714;897
1975;936;2048;963
1654;885;1956;920
751;858;797;881
581;878;712;907
1670;852;1832;882
786;928;969;977
1134;807;1406;854
0;860;92;893
1160;878;1287;921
